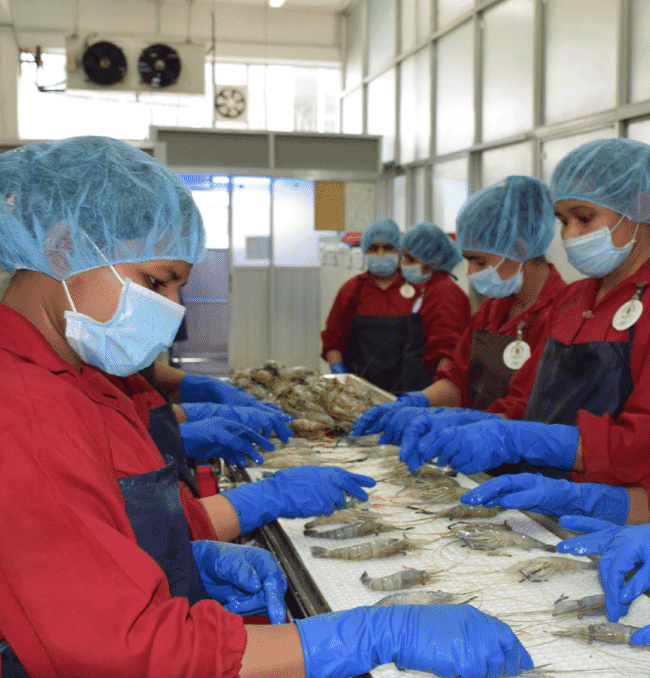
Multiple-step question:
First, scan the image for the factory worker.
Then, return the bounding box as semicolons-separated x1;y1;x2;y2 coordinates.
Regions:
322;218;428;393
354;176;565;441
555;515;650;642
0;137;534;678
398;139;650;521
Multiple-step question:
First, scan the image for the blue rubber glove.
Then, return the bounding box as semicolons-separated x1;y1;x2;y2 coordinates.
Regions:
180;416;275;466
181;402;294;443
461;473;630;525
330;361;346;374
224;466;377;534
557;516;650;624
399;408;502;473
406;419;579;476
295;603;533;678
180;373;283;414
379;407;430;445
191;540;287;623
350;391;430;436
631;625;650;646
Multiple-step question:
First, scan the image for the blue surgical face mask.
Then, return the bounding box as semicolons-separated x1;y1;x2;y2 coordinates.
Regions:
468;257;523;298
563;214;639;278
63;265;186;376
365;253;399;277
401;264;432;284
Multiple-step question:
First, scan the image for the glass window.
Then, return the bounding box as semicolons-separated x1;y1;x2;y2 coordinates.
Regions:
416;0;432;43
393;175;408;228
187;176;230;250
630;0;650;103
345;0;365;88
541;129;616;182
482;0;533;142
400;47;431;164
628;119;650;145
481;142;533;188
545;0;617;124
413;166;427;223
437;0;473;28
368;0;396;76
436;23;474;155
266;65;296;132
401;0;417;53
232;177;271;267
432;157;469;233
368;68;396;162
342;89;363;134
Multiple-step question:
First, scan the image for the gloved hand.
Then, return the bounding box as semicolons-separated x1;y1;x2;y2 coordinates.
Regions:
181;402;294;443
180;416;275;466
330;361;346;374
557;516;650;623
224;466;376;534
404;419;579;476
295;603;533;678
191;540;287;624
631;625;650;646
399;408;502;473
379;407;430;445
180;373;283;414
350;391;430;436
461;473;630;525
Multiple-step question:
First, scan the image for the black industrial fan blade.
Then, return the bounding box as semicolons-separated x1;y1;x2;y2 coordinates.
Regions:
81;41;128;86
138;44;182;88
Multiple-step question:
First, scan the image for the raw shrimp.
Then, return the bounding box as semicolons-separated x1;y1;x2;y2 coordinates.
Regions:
553;594;606;618
454;527;555;552
304;508;378;529
360;568;439;591
310;536;413;560
409;484;466;504
448;521;512;535
513;556;598;582
417;504;503;520
552;622;644;646
304;520;394;539
289;418;331;438
374;590;468;607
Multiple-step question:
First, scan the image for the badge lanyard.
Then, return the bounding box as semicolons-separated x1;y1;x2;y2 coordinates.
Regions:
503;321;531;370
612;282;646;331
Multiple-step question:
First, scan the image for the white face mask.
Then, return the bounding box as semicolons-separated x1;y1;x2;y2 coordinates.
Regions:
63;265;185;376
468;257;523;298
401;264;432;284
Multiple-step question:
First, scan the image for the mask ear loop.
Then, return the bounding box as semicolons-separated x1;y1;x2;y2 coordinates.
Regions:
495;256;523;280
61;263;126;314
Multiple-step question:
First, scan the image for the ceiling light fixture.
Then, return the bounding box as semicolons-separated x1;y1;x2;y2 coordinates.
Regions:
269;0;286;8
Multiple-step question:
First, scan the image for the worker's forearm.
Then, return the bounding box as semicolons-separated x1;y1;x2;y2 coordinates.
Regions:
325;350;343;365
240;624;305;678
151;361;187;402
421;378;461;408
572;436;584;472
626;487;650;525
199;493;242;542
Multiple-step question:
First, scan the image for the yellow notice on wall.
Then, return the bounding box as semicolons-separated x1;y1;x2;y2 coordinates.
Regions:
314;181;345;231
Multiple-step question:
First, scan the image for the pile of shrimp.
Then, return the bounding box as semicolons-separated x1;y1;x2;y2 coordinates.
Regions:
228;361;388;437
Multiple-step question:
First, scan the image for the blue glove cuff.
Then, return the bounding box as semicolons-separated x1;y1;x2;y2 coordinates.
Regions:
521;423;580;470
398;392;430;408
589;485;630;526
330;362;346;374
224;480;279;534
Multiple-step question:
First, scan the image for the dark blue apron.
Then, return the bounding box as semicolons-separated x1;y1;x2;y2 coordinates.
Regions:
1;455;209;677
489;313;637;479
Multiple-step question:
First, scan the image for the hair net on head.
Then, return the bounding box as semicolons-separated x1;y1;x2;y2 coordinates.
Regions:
550;138;650;224
401;222;462;271
360;219;401;254
0;136;206;280
456;176;555;262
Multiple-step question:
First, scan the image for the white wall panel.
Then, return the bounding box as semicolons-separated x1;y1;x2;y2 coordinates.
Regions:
368;68;396;162
345;0;365;89
367;0;396;75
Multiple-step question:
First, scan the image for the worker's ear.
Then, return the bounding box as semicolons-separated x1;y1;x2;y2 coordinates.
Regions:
44;221;94;279
628;192;650;223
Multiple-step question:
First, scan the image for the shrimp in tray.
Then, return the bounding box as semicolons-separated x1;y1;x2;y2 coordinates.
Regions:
552;594;606;619
310;535;427;561
453;525;555;553
512;555;598;582
551;621;647;646
374;589;475;607
360;567;440;591
414;504;503;520
303;519;395;540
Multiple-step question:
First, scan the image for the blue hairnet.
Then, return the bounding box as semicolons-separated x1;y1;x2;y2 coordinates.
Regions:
401;222;462;271
360;219;401;254
550;138;650;223
456;176;555;262
0;136;206;280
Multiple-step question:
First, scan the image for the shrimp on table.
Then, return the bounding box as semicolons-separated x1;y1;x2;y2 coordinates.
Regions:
553;594;606;618
454;527;555;552
512;556;598;582
304;520;394;540
360;568;439;591
416;504;503;520
448;521;512;535
374;590;470;607
310;536;420;560
304;507;378;529
552;622;644;646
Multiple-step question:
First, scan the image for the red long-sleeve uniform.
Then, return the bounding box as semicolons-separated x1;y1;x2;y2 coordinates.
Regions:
491;257;650;494
321;271;471;376
0;303;246;678
434;265;566;409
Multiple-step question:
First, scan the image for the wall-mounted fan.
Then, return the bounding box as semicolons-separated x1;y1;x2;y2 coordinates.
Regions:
138;44;182;88
214;86;247;121
81;41;128;85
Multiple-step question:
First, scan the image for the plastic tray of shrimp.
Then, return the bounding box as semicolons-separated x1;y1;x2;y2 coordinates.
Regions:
253;437;650;678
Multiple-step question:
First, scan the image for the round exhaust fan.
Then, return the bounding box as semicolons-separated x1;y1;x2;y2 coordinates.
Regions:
138;44;182;88
215;87;247;119
82;41;128;86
